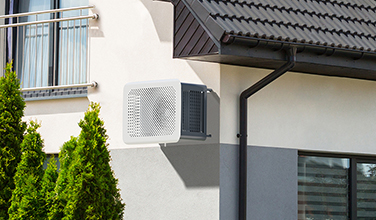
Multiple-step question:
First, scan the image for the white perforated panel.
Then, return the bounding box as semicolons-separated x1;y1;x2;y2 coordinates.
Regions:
128;86;176;137
123;80;181;144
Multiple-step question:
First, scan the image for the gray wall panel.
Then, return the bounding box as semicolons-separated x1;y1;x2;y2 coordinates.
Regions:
248;146;297;220
220;144;297;220
220;144;239;220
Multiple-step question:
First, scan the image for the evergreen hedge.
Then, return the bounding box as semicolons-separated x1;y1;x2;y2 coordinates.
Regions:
49;137;77;220
8;121;46;220
0;62;26;220
63;103;124;219
0;63;125;219
41;156;58;219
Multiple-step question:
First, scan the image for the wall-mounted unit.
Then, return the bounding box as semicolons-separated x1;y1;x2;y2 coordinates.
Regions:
123;79;208;144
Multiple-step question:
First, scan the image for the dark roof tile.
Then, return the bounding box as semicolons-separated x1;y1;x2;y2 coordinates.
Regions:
197;0;376;51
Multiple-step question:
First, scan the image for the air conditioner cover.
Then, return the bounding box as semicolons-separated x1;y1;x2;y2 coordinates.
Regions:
123;79;182;144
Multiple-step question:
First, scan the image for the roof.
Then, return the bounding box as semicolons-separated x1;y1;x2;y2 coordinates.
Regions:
200;0;376;52
171;0;376;80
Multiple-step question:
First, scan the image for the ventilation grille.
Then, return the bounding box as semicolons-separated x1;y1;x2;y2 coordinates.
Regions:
182;90;203;133
127;86;177;137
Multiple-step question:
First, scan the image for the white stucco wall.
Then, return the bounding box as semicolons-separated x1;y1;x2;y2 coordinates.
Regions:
22;0;220;219
220;64;376;155
24;0;220;153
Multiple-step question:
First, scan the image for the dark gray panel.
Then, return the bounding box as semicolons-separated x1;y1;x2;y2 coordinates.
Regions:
247;146;298;220
220;144;298;220
220;144;239;220
181;83;208;139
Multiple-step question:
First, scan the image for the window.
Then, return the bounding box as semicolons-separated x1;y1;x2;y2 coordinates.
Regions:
3;0;90;98
298;154;376;220
43;154;60;171
356;162;376;219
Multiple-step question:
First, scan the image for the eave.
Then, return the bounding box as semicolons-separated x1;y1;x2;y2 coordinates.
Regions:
184;35;376;81
172;0;376;81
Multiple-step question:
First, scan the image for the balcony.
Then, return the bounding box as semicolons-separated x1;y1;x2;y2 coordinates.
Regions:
0;6;98;100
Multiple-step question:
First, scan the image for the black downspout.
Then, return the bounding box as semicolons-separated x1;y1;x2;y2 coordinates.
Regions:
238;47;297;220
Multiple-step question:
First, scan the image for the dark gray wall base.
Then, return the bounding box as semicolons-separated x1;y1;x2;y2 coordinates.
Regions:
220;144;298;220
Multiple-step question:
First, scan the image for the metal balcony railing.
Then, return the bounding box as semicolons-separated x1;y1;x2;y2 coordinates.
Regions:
0;6;98;91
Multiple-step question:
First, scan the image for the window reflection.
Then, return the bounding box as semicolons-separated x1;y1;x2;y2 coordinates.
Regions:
298;156;349;220
357;163;376;219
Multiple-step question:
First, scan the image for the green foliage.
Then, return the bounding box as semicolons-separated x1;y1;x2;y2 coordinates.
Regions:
63;102;124;220
8;121;46;220
49;137;77;220
0;63;124;219
41;156;58;219
0;62;26;219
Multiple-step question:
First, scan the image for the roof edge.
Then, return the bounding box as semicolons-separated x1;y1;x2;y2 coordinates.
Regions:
178;0;225;43
223;34;376;59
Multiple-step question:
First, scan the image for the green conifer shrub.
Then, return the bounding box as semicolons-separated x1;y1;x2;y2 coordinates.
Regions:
0;62;26;219
41;156;58;219
63;103;124;220
8;121;46;220
49;137;77;220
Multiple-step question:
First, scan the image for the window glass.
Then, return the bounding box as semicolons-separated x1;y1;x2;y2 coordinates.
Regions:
357;162;376;219
60;0;88;9
17;0;52;88
58;0;88;86
298;155;349;220
19;0;51;16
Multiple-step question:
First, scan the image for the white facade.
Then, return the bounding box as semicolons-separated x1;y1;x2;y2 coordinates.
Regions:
22;1;221;219
220;65;376;154
3;0;376;219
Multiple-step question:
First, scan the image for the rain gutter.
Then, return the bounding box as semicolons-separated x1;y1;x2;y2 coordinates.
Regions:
223;34;376;58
